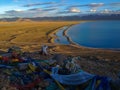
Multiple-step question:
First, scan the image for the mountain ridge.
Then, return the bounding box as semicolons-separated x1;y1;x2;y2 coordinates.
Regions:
0;14;120;21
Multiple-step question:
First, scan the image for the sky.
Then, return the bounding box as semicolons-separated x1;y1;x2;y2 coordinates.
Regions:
0;0;120;18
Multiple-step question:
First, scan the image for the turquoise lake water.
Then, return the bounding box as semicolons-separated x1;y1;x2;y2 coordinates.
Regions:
55;21;120;49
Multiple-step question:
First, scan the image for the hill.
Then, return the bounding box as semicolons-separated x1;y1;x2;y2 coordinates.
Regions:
0;14;120;22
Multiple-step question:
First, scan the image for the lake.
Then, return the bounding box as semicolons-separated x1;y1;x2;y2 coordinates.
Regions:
55;21;120;49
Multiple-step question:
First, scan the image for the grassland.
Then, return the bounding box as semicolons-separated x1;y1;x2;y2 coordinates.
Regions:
0;21;80;50
0;21;120;79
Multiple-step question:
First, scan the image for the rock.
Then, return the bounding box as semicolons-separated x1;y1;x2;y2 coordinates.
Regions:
52;54;66;65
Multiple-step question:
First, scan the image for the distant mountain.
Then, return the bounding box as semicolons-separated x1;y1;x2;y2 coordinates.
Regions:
16;18;32;22
0;14;120;21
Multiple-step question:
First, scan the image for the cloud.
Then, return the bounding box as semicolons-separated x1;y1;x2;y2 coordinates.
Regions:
57;7;80;15
1;2;120;18
43;8;57;11
109;2;120;6
69;2;120;11
23;2;56;7
69;3;104;8
90;9;97;13
100;9;120;14
102;9;110;13
98;9;115;14
88;3;104;7
3;7;58;18
68;3;104;13
69;7;80;13
5;10;26;17
28;7;57;12
88;3;104;12
5;10;23;15
28;8;42;11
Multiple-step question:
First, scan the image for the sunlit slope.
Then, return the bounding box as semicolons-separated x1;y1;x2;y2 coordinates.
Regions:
0;21;79;43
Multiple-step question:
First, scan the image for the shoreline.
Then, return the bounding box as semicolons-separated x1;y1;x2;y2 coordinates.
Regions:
52;23;120;51
48;24;78;44
48;22;87;48
63;25;78;45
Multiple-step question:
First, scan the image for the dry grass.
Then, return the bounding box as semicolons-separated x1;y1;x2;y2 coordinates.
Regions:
0;21;80;50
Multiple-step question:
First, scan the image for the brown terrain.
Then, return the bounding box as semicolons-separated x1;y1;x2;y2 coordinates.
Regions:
0;21;120;80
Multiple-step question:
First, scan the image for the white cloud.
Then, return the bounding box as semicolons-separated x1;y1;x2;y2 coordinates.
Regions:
100;9;120;14
103;9;110;13
90;9;97;12
14;9;23;12
69;7;80;13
